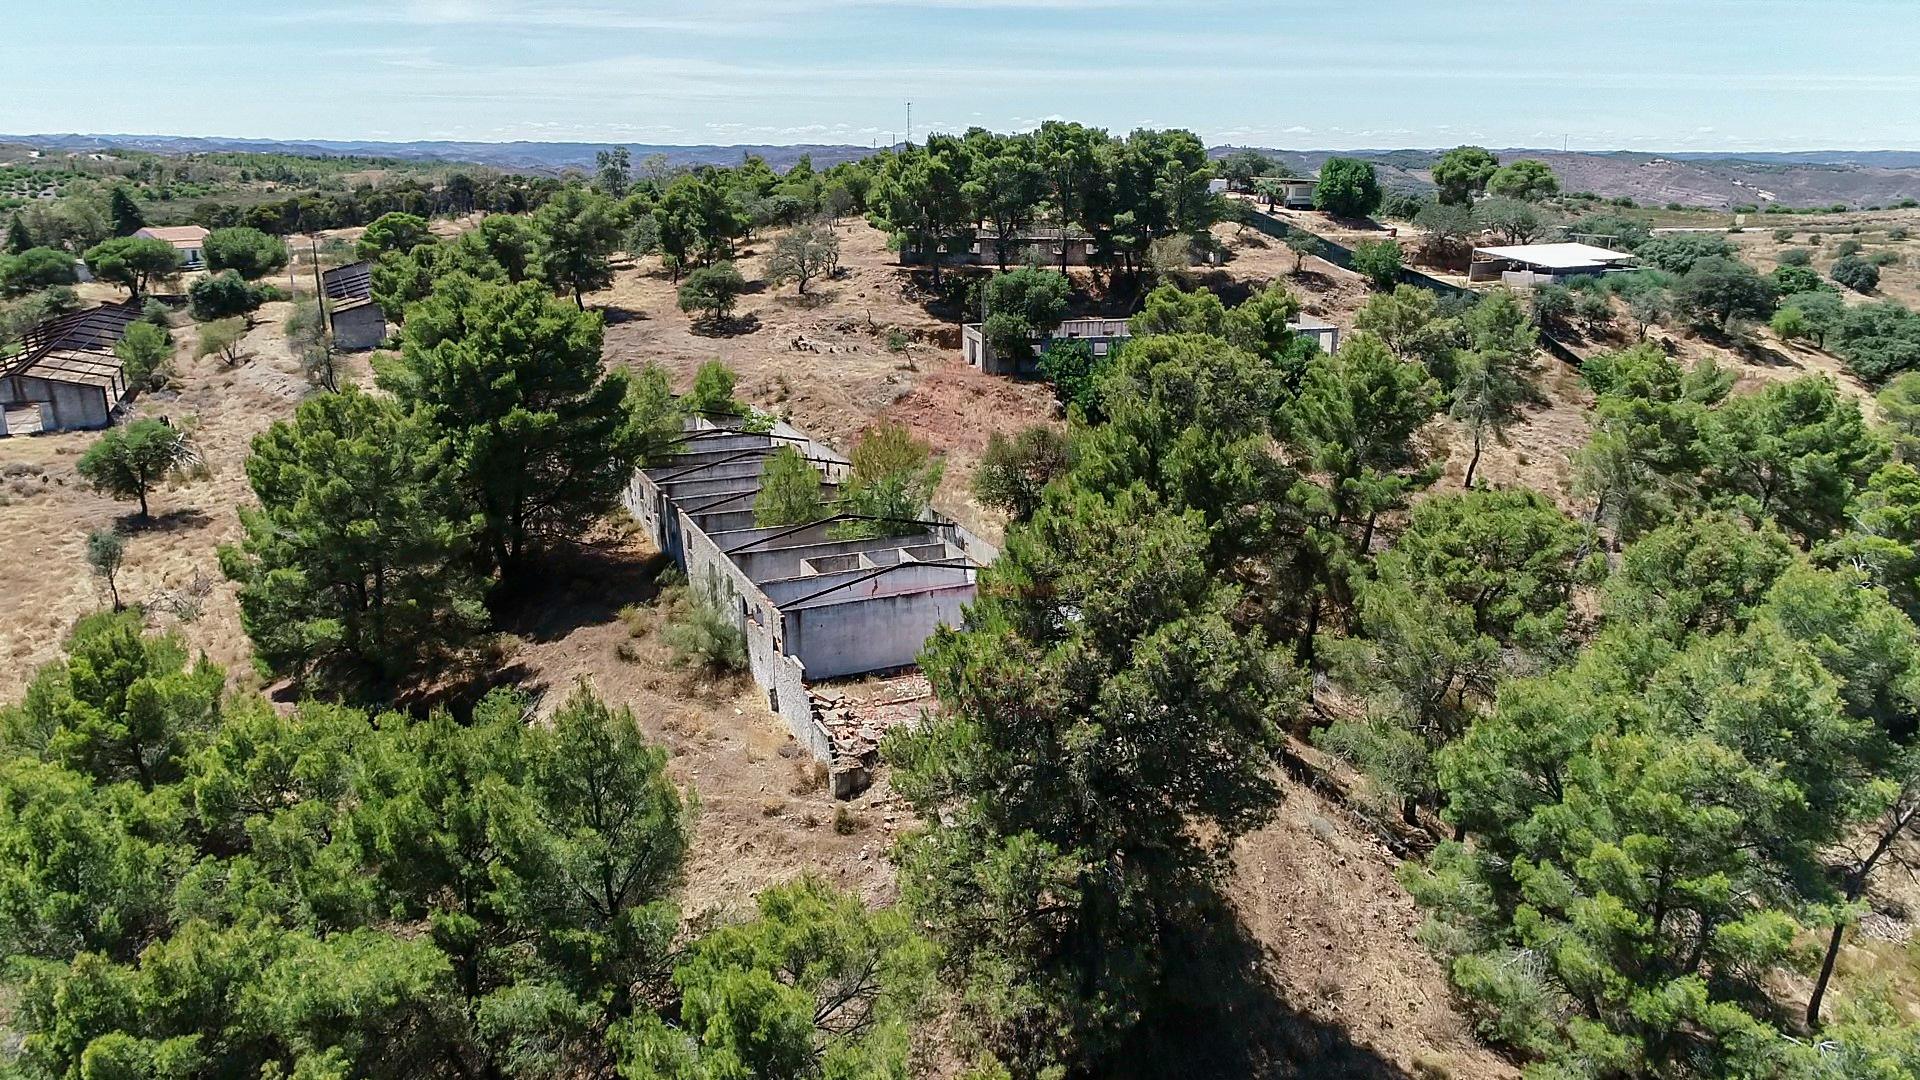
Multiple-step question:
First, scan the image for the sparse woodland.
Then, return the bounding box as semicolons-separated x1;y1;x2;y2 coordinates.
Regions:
8;130;1920;1080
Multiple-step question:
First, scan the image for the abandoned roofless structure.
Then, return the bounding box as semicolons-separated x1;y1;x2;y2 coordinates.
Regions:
625;417;994;793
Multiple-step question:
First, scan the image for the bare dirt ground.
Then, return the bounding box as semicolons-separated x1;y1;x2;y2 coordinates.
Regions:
1221;773;1521;1079
595;222;1061;542
0;299;310;700
20;215;1852;1074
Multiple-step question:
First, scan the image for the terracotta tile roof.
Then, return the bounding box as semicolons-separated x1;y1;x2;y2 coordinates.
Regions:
135;225;210;245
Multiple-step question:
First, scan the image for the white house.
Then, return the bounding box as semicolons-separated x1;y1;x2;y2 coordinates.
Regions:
134;225;211;269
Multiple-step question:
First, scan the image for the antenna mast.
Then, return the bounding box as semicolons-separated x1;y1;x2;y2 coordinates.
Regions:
905;102;913;147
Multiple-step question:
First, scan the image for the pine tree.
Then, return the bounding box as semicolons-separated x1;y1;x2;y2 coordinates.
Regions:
76;419;199;520
753;445;827;527
108;187;145;236
5;213;32;254
219;389;488;695
385;279;646;577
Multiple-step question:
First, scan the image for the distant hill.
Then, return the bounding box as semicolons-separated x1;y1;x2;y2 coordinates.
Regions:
7;133;1919;209
1217;148;1920;209
0;133;877;172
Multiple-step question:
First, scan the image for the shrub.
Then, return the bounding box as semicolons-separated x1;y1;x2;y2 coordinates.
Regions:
1777;247;1813;267
1832;302;1920;382
1635;233;1736;275
1835;238;1864;257
972;425;1071;522
195;317;248;364
113;320;172;388
685;360;743;416
1351;239;1404;290
188;270;263;321
1832;254;1881;294
1769;264;1827;296
660;575;747;672
831;420;943;537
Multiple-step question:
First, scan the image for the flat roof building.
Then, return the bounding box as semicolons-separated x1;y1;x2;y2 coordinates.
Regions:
625;417;994;794
321;261;387;351
1253;175;1320;209
1469;242;1635;285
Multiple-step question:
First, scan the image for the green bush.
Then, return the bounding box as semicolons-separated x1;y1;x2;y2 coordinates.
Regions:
1351;238;1404;290
685;360;743;416
660;576;747;672
1832;254;1881;294
113;320;172;388
188;270;263;321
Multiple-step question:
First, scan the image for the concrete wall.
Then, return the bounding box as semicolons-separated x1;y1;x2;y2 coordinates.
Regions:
761;561;974;607
332;304;387;351
730;532;941;583
712;519;849;553
0;376;111;431
741;603;833;760
784;585;975;679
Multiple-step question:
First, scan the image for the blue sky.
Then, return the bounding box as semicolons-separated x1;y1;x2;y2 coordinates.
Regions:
9;0;1920;150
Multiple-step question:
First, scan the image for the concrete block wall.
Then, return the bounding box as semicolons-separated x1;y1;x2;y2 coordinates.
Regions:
624;416;993;793
784;585;976;680
728;532;942;583
760;561;974;608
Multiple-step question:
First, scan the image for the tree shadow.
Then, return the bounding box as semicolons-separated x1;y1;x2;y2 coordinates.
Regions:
600;305;651;326
1110;896;1423;1080
773;289;835;311
690;312;763;337
127;506;211;533
1323;214;1390;233
1194;271;1256;305
1693;324;1801;369
490;535;674;645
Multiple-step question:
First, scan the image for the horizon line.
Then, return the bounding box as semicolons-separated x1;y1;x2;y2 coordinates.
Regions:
6;132;1920;158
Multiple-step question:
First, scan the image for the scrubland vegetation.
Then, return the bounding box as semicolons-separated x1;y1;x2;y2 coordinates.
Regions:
6;127;1920;1080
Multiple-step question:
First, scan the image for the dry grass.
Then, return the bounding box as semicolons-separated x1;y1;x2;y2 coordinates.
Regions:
0;299;313;699
0;215;1605;1070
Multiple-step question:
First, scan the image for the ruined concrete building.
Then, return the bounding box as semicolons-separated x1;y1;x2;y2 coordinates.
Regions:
625;417;993;794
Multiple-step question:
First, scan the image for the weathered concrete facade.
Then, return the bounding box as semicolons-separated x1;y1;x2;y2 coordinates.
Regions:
625;418;993;794
0;302;140;435
321;262;388;351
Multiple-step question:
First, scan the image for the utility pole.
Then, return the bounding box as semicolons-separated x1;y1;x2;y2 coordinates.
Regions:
309;234;338;392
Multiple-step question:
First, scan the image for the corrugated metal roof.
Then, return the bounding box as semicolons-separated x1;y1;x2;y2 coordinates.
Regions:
16;349;124;389
322;260;374;301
